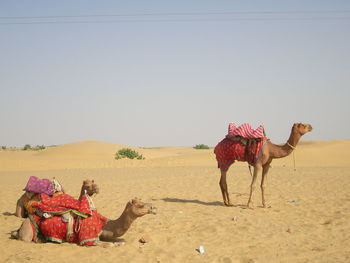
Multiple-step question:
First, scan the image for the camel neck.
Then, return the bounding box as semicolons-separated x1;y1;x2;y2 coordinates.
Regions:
78;190;85;201
109;207;137;237
269;131;302;159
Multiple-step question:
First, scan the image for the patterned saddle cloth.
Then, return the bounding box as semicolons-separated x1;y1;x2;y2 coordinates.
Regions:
214;123;267;170
23;176;64;195
29;193;107;246
226;122;265;139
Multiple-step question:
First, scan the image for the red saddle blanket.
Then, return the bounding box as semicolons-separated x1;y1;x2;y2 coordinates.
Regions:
214;137;267;170
29;193;107;246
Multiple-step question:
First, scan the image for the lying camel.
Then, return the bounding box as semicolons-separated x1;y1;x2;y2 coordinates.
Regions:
15;179;99;218
17;197;156;245
215;123;312;208
14;179;156;245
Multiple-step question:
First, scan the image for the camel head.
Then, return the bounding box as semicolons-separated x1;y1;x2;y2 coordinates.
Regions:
81;179;99;196
126;198;157;218
292;123;313;136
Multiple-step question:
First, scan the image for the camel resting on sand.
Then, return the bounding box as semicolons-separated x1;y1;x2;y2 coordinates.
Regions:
17;197;157;245
15;180;157;246
215;123;312;208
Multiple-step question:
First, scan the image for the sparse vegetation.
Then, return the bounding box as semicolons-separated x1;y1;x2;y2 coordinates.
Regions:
23;144;46;151
193;144;210;149
115;148;145;160
23;144;32;150
1;146;6;150
33;145;46;150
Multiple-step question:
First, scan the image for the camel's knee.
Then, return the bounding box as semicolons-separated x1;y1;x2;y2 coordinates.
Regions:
18;218;33;242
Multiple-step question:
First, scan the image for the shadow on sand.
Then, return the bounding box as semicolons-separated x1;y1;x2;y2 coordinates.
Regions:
161;197;223;207
2;212;15;216
160;197;252;209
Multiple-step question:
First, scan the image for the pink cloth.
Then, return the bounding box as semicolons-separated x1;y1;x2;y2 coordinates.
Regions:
24;176;55;196
227;123;265;139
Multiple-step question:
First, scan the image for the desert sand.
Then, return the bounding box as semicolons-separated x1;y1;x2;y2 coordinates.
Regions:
1;140;350;263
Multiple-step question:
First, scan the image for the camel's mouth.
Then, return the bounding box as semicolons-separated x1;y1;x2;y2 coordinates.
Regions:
148;205;157;215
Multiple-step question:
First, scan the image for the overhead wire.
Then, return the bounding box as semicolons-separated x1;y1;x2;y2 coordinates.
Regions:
1;9;350;19
1;17;350;25
0;10;349;25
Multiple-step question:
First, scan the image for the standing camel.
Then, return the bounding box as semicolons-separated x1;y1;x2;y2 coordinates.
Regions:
214;123;312;208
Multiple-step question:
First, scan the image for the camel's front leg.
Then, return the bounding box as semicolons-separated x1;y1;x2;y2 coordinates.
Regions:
219;170;234;206
247;164;262;209
261;163;271;208
18;218;34;242
15;193;26;218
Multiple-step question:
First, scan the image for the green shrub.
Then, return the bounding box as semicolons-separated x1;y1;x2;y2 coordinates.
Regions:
23;144;31;150
1;146;6;150
115;148;145;160
33;145;46;151
193;144;210;150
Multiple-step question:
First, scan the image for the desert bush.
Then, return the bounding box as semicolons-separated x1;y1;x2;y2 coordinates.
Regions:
33;145;46;151
193;144;210;149
1;146;6;150
115;148;145;160
23;144;31;150
23;144;46;151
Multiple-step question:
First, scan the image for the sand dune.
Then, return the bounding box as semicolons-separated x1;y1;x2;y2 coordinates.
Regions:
1;140;349;263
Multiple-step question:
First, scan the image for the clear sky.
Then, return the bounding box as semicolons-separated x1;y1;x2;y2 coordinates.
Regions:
1;1;349;147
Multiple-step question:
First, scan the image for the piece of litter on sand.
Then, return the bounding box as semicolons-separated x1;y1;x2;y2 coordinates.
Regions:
139;235;150;244
232;216;238;221
197;245;205;254
290;200;297;203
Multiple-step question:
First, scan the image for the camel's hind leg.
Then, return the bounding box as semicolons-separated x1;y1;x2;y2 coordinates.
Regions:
18;218;34;242
219;169;234;206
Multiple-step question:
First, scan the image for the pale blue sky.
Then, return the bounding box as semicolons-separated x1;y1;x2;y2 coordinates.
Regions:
1;1;349;147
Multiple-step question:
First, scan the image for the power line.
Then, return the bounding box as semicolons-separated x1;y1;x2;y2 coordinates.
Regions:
0;17;350;25
1;10;350;19
0;10;349;25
